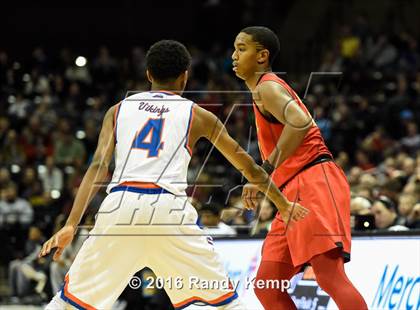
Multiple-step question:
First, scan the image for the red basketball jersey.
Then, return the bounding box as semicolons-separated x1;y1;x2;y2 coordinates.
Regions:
253;73;332;188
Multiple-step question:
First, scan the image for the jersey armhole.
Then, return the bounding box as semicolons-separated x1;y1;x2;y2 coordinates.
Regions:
253;100;281;124
113;101;122;144
184;103;195;156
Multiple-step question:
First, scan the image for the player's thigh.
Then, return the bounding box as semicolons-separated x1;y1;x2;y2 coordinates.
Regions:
63;235;145;309
149;224;236;307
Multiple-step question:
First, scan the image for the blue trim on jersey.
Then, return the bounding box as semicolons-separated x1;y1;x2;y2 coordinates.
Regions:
184;104;194;155
196;217;203;229
174;291;238;310
60;288;86;310
110;185;171;195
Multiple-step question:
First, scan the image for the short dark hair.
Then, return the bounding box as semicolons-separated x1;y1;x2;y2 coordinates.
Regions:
376;195;397;212
146;40;192;82
240;26;280;65
199;204;222;217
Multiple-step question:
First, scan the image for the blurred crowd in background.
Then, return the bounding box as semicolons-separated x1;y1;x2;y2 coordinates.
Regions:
0;13;420;306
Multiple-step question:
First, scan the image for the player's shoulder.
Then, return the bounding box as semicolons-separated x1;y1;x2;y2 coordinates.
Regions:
256;78;290;101
191;104;213;120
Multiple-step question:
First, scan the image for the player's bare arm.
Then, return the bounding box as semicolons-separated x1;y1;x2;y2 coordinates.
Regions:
256;81;313;168
39;104;117;260
189;104;308;222
242;82;313;213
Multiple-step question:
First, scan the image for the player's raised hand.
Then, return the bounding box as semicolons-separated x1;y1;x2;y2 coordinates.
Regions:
242;183;261;210
279;201;309;224
39;225;75;261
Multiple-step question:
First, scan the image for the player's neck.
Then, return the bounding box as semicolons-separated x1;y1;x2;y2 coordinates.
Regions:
245;69;271;90
150;83;183;95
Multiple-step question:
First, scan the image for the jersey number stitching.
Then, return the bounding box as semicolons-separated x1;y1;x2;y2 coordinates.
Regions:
132;118;165;157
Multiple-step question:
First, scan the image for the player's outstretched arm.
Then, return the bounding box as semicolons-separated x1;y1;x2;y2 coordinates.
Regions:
39;104;116;260
189;105;308;221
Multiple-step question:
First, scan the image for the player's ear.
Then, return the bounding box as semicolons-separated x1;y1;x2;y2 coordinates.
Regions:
257;49;269;65
146;70;153;83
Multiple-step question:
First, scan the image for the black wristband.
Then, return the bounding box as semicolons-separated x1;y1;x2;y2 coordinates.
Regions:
261;160;275;175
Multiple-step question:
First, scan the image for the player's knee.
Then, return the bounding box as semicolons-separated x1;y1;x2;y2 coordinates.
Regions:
313;270;334;292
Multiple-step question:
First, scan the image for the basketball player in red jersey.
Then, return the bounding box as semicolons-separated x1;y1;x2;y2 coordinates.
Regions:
232;27;368;309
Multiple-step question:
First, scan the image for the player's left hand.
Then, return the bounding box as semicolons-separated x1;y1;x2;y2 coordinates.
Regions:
39;225;75;261
242;183;261;210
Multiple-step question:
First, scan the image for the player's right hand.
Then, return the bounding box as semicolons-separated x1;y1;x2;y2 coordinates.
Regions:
279;201;309;224
39;225;75;261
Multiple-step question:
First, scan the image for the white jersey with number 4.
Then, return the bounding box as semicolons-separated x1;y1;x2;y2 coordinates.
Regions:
107;91;194;195
47;90;245;310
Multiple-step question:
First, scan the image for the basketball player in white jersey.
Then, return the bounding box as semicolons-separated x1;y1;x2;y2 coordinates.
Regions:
40;40;308;310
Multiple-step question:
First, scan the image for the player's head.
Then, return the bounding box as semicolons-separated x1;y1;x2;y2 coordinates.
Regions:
199;205;222;227
146;40;192;91
232;26;280;80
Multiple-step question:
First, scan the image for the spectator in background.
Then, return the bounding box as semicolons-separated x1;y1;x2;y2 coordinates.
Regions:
398;193;420;229
352;185;374;201
38;156;64;194
81;119;100;163
250;199;276;236
20;167;45;206
53;119;86;167
340;25;361;60
355;150;375;171
0;167;12;191
7;93;31;129
335;151;350;172
82;95;106;127
0;182;33;227
351;196;372;216
402;166;420;196
1;129;26;166
8;226;46;299
220;208;247;232
366;35;398;69
371;195;407;231
33;95;58;132
199;205;237;236
350;196;372;230
400;193;418;214
406;203;420;229
91;46;118;95
401;122;420;156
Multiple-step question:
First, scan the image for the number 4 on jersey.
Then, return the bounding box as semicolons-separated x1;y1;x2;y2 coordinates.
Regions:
132;118;165;157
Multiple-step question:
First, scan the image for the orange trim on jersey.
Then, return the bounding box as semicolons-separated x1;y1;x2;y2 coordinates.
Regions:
173;291;236;308
119;181;160;189
186;105;195;155
63;275;96;310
